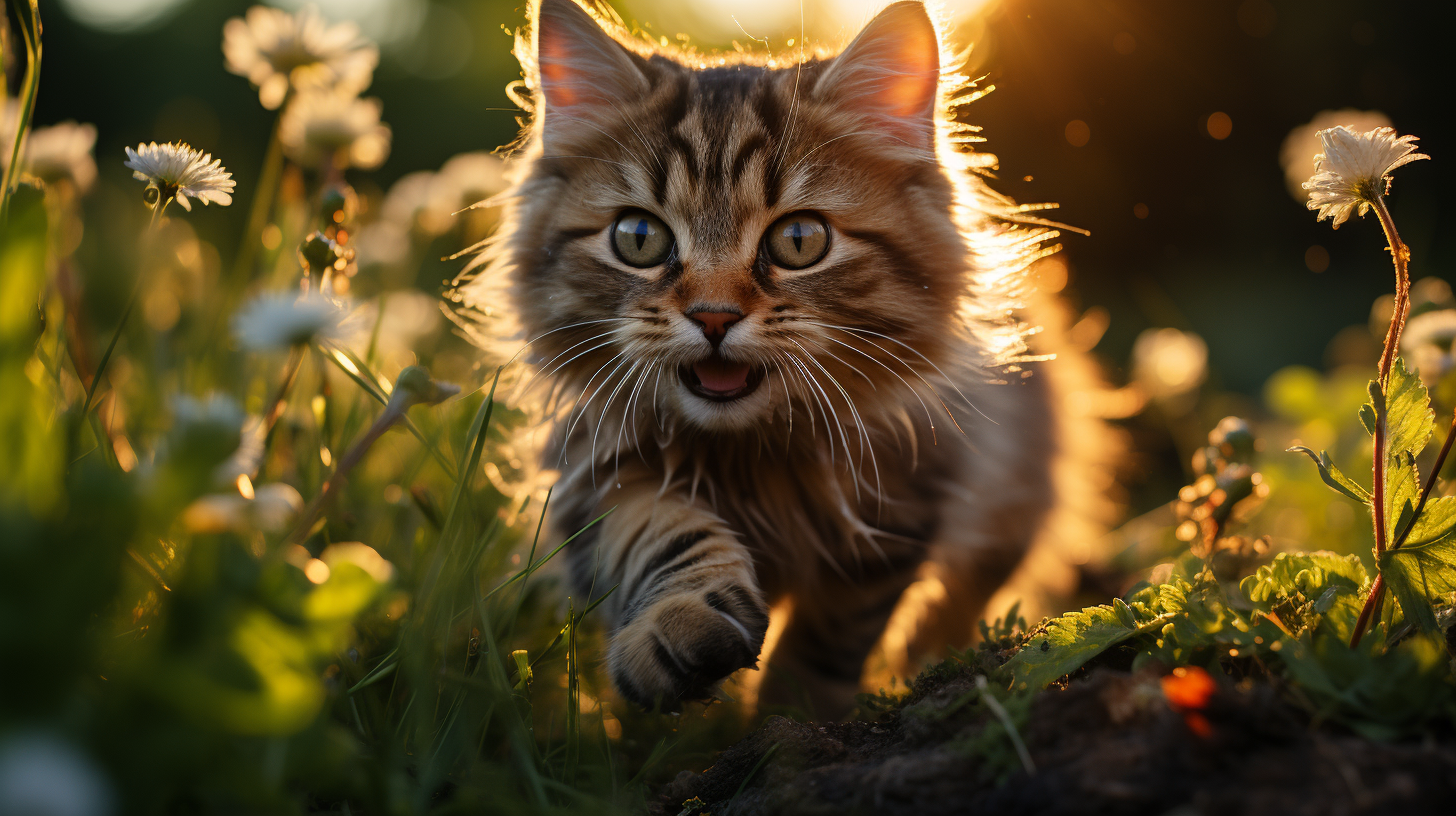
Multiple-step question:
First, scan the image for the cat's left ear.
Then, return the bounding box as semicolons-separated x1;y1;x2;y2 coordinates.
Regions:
813;1;941;149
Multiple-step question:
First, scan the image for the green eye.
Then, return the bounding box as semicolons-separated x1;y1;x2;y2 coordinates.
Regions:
765;211;830;270
611;209;674;268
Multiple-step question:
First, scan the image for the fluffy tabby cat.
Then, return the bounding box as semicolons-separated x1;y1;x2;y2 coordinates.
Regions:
458;0;1115;717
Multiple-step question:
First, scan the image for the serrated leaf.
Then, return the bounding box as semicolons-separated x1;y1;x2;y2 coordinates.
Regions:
1240;551;1368;605
1401;496;1456;548
1381;358;1435;460
1289;446;1371;503
1004;603;1175;691
1380;536;1456;635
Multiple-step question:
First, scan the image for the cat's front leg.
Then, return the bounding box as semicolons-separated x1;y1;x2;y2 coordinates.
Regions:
563;476;769;708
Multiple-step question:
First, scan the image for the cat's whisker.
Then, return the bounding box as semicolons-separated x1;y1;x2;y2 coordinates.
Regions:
784;130;875;181
650;364;665;432
515;327;624;398
772;349;816;443
784;351;855;492
537;154;635;171
769;354;796;441
817;321;993;425
617;358;658;474
557;350;627;467
571;351;635;458
796;334;878;392
811;332;939;445
789;338;884;508
807;321;982;434
592;359;642;479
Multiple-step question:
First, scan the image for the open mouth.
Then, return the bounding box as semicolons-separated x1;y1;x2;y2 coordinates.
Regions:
681;356;766;403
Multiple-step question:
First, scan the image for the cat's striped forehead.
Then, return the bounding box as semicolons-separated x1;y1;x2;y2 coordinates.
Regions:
552;56;846;265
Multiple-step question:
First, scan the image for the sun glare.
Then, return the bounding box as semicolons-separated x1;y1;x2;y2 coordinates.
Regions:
628;0;999;46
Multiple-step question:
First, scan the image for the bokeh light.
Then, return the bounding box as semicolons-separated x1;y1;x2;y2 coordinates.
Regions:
56;0;190;32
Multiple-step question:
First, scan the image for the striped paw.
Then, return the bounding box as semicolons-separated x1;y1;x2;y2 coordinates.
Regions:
607;580;769;709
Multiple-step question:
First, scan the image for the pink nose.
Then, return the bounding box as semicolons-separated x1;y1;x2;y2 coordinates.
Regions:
688;311;742;347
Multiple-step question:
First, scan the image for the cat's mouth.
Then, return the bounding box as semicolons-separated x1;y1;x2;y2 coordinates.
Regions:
681;356;766;403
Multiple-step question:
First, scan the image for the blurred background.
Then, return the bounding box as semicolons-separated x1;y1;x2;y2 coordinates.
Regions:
26;0;1450;514
4;3;1452;810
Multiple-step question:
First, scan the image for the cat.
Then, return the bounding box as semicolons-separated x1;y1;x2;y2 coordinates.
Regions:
456;0;1118;719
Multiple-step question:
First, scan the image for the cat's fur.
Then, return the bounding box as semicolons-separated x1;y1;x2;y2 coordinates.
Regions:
456;0;1118;718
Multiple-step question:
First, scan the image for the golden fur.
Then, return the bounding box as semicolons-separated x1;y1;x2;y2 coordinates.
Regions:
454;0;1119;718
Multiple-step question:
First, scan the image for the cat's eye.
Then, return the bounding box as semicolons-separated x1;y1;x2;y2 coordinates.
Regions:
611;209;675;268
764;211;830;270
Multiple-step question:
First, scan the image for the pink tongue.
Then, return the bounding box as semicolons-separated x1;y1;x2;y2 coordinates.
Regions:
694;359;751;393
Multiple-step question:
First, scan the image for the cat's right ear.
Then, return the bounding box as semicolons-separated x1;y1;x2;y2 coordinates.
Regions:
531;0;648;143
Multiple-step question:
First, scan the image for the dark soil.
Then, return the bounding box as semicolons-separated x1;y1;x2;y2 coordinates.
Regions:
656;664;1456;816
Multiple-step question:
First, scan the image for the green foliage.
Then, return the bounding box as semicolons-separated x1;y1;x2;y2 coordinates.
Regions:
1377;359;1436;475
1288;446;1371;504
1280;631;1456;739
1381;535;1456;635
1007;410;1456;737
1002;601;1175;691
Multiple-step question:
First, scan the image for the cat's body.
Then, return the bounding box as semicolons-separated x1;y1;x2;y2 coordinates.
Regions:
459;0;1115;718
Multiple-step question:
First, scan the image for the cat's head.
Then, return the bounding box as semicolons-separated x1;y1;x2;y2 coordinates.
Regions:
473;0;1007;439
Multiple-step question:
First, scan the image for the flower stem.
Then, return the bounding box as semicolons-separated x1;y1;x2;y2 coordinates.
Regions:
282;404;403;548
81;199;169;415
1358;193;1412;646
254;344;307;474
0;0;41;227
1350;574;1385;648
1372;194;1410;387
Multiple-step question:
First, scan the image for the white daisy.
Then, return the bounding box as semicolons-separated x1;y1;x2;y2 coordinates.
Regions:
223;4;379;111
1303;126;1428;228
124;142;235;211
232;291;351;351
1279;109;1391;202
278;89;391;170
2;103;99;193
1402;309;1456;352
182;482;304;533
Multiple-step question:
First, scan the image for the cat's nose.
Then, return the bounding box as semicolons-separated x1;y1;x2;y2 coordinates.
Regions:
687;310;742;347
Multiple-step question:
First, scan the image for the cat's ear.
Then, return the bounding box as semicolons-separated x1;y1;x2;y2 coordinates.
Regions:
813;1;940;148
532;0;648;130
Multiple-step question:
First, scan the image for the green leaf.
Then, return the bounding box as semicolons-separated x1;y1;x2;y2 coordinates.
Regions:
1380;358;1435;459
1383;451;1420;550
1240;551;1368;605
1359;403;1377;435
1278;631;1454;739
1004;603;1175;691
1401;496;1456;548
1288;446;1371;503
1380;535;1456;635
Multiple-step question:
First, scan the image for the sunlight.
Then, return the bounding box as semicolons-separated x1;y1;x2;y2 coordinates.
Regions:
627;0;999;46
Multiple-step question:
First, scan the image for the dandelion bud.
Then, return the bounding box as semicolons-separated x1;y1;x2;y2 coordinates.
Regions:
299;231;348;275
1208;416;1255;464
319;185;358;228
387;366;461;413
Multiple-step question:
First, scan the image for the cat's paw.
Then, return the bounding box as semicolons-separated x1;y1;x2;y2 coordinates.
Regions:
607;582;769;709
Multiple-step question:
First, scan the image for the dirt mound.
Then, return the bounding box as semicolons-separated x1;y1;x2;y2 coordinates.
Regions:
657;667;1456;816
